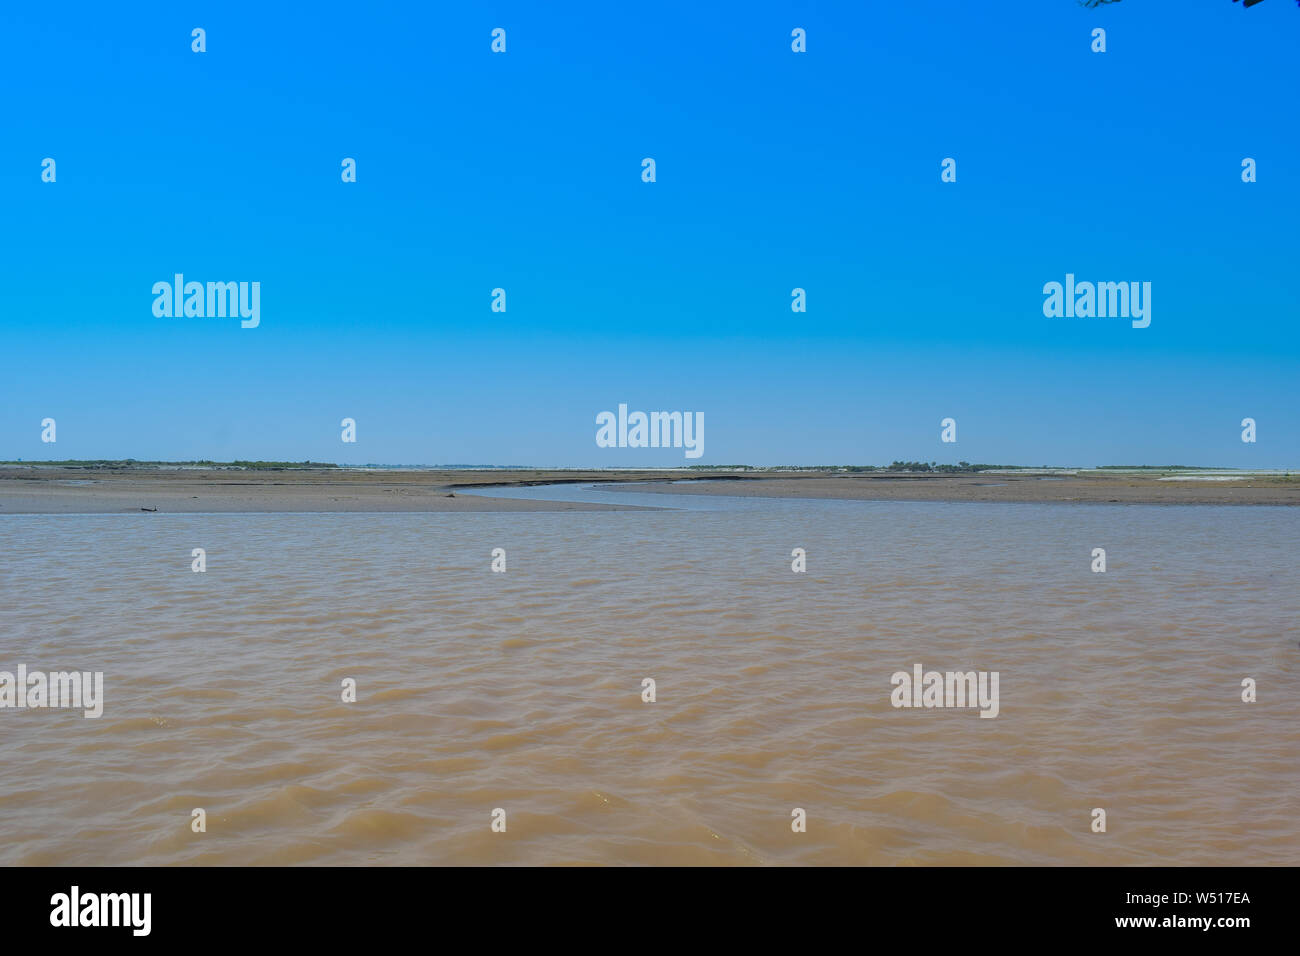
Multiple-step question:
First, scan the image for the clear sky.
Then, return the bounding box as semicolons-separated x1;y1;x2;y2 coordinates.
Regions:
2;1;1296;467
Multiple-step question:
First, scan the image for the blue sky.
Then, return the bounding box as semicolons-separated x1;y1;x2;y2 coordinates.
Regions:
2;1;1297;467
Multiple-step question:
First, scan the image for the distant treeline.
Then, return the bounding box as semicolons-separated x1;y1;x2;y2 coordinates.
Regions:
2;459;339;470
229;460;338;470
686;462;1023;473
888;461;1013;473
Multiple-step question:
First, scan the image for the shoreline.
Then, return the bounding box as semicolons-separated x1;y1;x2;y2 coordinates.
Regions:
1;466;1298;513
0;467;679;514
602;473;1300;507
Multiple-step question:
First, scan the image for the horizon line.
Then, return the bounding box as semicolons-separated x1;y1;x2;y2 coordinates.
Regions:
3;459;1296;474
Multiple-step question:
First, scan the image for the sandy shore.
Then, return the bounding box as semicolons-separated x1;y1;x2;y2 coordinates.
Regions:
1;466;1297;514
0;467;669;514
609;472;1300;506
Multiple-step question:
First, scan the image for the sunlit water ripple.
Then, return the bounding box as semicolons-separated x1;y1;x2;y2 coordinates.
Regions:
1;485;1296;865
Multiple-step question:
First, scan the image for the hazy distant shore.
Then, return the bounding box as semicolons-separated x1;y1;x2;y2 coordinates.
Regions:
2;465;1297;513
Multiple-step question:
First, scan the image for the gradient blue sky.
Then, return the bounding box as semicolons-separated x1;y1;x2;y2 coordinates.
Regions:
3;1;1297;467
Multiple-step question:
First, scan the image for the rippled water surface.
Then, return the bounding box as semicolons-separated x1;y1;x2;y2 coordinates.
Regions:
2;488;1297;865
